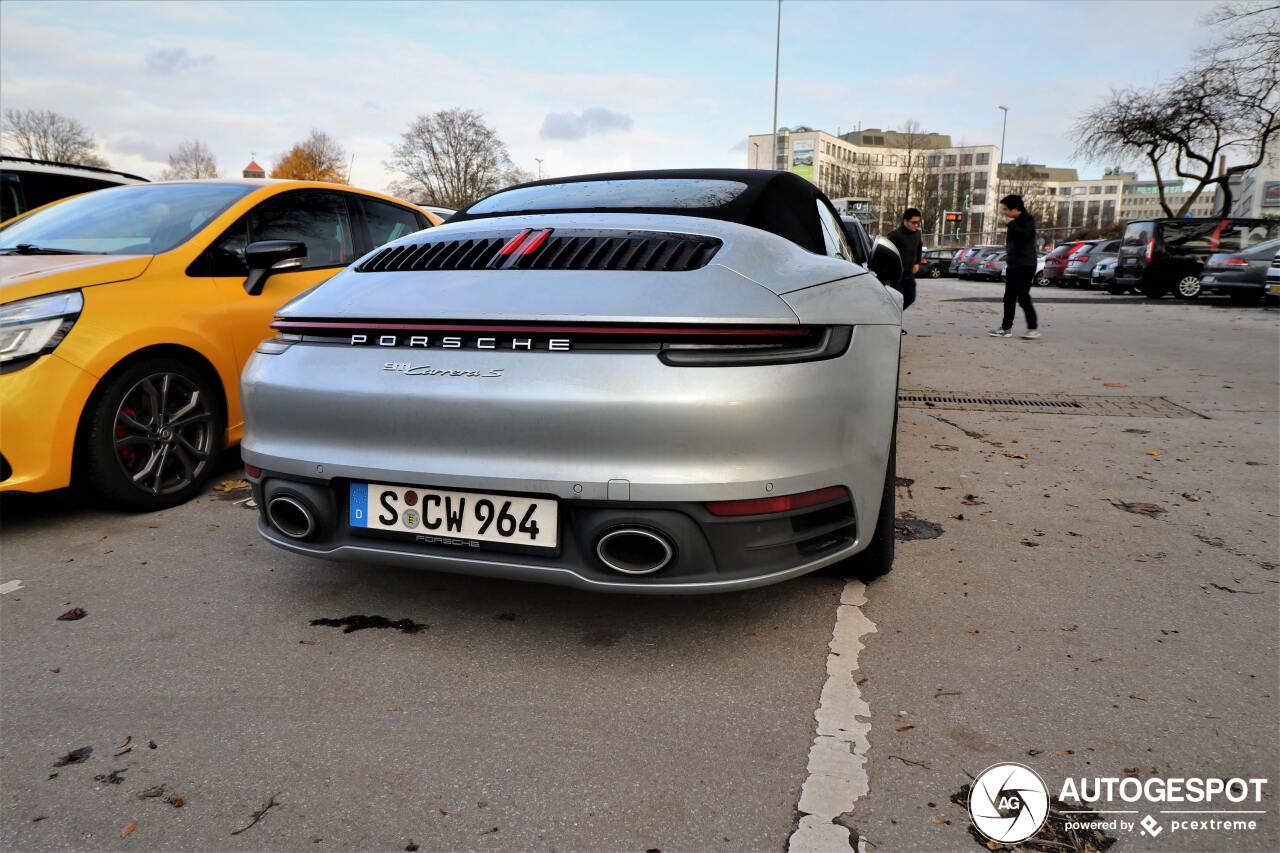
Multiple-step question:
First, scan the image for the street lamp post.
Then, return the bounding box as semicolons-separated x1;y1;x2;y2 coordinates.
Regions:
995;104;1008;243
751;142;759;168
771;0;781;170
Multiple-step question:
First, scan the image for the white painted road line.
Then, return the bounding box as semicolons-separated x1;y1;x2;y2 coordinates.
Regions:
0;579;24;595
789;580;878;853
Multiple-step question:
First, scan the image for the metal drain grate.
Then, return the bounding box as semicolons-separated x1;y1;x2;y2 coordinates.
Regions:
898;390;1205;418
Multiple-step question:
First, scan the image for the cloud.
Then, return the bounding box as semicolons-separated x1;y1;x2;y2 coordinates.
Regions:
144;46;213;75
540;107;633;142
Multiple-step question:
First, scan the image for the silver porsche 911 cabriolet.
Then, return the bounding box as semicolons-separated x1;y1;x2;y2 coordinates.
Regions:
240;169;904;592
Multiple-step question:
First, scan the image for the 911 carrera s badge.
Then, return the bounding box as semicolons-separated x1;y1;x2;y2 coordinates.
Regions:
383;363;504;378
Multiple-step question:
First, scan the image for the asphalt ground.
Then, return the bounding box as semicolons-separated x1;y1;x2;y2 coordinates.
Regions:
2;279;1277;852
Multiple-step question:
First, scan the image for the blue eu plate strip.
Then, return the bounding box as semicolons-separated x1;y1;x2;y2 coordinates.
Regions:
349;483;369;528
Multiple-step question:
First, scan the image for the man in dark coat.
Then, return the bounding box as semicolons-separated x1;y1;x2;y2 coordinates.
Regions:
988;194;1040;339
886;207;923;310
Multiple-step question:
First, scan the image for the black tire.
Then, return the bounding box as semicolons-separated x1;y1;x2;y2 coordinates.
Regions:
824;414;896;581
1106;284;1126;295
81;357;225;511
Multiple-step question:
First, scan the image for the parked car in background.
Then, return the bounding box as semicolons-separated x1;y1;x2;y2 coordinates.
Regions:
1064;238;1120;287
1041;240;1088;284
1199;237;1280;303
1116;217;1280;299
839;215;875;266
948;247;967;275
1;156;149;222
1034;253;1047;285
242;169;905;592
1093;257;1124;292
959;245;1002;278
0;179;433;508
976;250;1007;280
1266;248;1280;304
420;205;455;221
919;248;955;278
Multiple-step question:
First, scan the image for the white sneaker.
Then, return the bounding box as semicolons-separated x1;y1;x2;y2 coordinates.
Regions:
1022;330;1041;340
987;328;1012;338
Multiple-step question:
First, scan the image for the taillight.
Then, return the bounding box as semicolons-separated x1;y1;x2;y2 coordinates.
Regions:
1145;237;1155;263
1074;255;1090;262
1222;257;1249;267
660;325;852;367
706;485;849;517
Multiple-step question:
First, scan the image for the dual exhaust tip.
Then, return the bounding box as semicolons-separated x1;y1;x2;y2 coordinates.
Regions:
268;494;676;577
596;527;674;575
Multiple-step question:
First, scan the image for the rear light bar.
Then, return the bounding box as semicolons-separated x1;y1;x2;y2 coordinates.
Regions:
1222;257;1249;267
1145;237;1155;263
706;485;850;517
1074;255;1090;262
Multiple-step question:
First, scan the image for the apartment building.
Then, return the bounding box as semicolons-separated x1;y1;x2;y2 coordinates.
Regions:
746;127;1000;239
1217;148;1280;218
1120;180;1215;221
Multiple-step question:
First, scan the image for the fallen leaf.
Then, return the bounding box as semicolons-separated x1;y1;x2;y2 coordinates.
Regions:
168;796;185;808
214;479;251;492
1124;428;1150;434
121;822;138;838
1111;500;1166;517
1146;450;1162;457
930;443;959;451
1027;748;1043;756
118;736;131;749
1181;492;1201;502
961;494;984;506
1005;450;1029;460
1129;693;1149;702
53;746;92;767
1103;382;1128;388
932;817;948;825
138;786;166;800
896;725;915;732
1056;749;1074;756
56;607;86;621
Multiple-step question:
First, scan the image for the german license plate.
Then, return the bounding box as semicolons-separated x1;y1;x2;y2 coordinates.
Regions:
349;482;558;549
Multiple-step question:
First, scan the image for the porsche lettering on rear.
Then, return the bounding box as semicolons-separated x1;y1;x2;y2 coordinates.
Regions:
352;334;571;350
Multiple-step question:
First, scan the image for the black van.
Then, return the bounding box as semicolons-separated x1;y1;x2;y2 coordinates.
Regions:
1115;217;1280;299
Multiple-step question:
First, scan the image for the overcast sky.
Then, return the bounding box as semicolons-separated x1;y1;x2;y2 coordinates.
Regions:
1;0;1223;193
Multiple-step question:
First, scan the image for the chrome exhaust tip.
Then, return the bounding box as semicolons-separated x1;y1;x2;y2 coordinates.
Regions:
267;495;317;540
596;527;674;575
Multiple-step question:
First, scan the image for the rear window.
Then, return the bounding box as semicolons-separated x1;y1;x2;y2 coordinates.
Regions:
465;179;748;215
1123;221;1154;246
1159;219;1280;254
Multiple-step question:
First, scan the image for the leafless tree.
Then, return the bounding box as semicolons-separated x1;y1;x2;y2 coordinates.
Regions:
1075;3;1279;217
160;139;220;180
270;130;348;183
386;108;527;208
1;108;109;167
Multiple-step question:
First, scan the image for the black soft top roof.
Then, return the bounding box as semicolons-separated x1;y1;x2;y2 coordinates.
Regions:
451;168;833;255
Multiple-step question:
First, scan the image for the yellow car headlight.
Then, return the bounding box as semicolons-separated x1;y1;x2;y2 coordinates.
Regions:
0;290;83;368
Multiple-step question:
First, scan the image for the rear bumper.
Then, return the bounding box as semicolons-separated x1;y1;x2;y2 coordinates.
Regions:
1200;275;1262;294
249;472;865;593
0;353;96;493
241;326;900;590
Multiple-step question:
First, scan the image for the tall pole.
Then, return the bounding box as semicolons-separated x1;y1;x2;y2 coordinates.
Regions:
996;105;1008;244
535;158;544;180
771;0;781;171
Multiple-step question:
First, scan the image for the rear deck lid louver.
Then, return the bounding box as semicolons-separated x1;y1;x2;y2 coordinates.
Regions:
356;229;722;273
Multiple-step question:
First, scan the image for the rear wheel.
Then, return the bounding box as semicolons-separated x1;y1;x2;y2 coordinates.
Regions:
82;357;225;511
825;415;896;581
929;266;942;279
1175;275;1202;299
1106;284;1126;295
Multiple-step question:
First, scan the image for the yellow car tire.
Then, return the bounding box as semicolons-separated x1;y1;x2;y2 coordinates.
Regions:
80;357;226;510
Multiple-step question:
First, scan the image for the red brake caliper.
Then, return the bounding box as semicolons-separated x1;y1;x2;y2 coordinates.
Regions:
117;407;137;462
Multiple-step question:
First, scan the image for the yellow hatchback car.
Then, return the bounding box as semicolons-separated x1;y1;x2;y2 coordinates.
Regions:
0;179;438;509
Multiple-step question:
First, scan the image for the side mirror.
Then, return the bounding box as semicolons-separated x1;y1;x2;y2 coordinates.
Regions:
869;236;903;285
243;240;307;296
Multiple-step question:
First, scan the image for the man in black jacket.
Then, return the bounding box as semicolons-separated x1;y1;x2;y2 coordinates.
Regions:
988;194;1040;339
886;207;923;310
